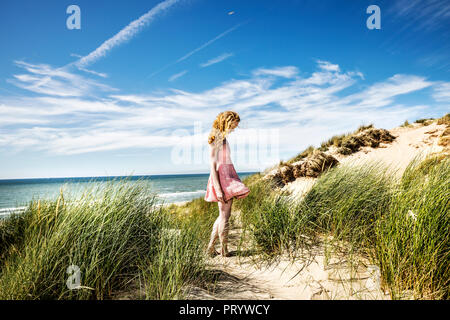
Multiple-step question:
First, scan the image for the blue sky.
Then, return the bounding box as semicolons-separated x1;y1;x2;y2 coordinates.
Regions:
0;0;449;179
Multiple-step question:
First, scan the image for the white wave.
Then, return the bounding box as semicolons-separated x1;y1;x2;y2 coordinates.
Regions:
0;206;27;213
0;189;207;217
158;190;206;198
0;206;27;218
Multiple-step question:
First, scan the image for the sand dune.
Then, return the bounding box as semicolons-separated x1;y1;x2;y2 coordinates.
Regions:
330;122;446;177
188;220;389;300
187;121;447;300
283;121;447;201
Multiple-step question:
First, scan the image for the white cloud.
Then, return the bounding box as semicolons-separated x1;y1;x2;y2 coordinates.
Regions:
253;66;299;78
200;53;234;67
432;82;450;102
317;60;340;72
168;70;188;82
0;61;439;158
77;67;108;78
390;0;450;32
9;61;116;97
340;74;433;108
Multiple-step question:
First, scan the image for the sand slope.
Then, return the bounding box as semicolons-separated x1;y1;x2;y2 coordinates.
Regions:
187;122;447;300
188;219;389;300
330;122;446;177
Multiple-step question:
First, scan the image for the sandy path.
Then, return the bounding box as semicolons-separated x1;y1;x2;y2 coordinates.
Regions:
187;214;389;300
187;122;447;300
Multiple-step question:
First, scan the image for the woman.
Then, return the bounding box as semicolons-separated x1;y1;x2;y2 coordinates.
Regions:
204;111;250;257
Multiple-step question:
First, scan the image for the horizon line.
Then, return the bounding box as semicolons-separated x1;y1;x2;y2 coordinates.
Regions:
0;171;261;182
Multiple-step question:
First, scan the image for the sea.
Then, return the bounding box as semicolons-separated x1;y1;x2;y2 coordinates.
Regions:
0;172;257;218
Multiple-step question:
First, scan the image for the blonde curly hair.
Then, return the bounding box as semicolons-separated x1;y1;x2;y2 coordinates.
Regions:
208;111;240;145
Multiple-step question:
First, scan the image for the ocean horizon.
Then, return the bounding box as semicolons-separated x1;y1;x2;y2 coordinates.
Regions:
0;172;259;216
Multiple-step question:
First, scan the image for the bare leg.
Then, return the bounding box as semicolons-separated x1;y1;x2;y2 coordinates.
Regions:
218;198;233;256
207;217;220;256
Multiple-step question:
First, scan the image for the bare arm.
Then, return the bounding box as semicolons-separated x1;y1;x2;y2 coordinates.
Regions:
209;143;225;203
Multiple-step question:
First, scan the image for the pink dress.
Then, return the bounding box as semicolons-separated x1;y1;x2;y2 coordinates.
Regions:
204;138;250;202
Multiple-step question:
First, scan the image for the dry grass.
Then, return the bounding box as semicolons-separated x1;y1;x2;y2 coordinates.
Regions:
287;145;315;163
438;128;450;145
401;120;410;127
436;114;450;154
292;150;339;178
337;128;396;155
414;118;434;126
266;125;396;187
437;113;450;126
438;126;450;154
287;125;375;163
268;151;339;187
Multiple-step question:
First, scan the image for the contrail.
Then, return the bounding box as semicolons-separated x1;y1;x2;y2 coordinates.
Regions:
75;0;181;68
176;22;243;63
200;52;234;68
147;22;246;79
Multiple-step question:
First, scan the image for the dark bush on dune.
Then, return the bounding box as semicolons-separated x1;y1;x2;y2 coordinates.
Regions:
266;151;339;187
337;128;396;155
267;126;396;188
292;150;339;178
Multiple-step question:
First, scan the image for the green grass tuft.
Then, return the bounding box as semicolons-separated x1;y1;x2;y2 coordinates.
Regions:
0;180;209;300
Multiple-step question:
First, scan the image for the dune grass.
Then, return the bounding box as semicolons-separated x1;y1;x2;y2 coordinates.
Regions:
233;173;275;218
376;154;449;299
437;113;450;126
138;215;208;299
401;120;410;127
287;145;316;164
286;124;376;163
414;118;434;125
164;196;219;242
0;180;209;300
238;186;293;255
295;160;395;250
238;153;449;299
239;161;394;256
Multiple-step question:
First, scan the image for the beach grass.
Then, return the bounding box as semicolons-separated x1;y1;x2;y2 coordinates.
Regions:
0;179;209;300
238;160;394;257
238;153;449;299
376;154;449;299
401;120;410;127
164;196;219;241
287;124;376;162
437;113;450;126
295;160;395;250
233;173;275;220
138;215;208;299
